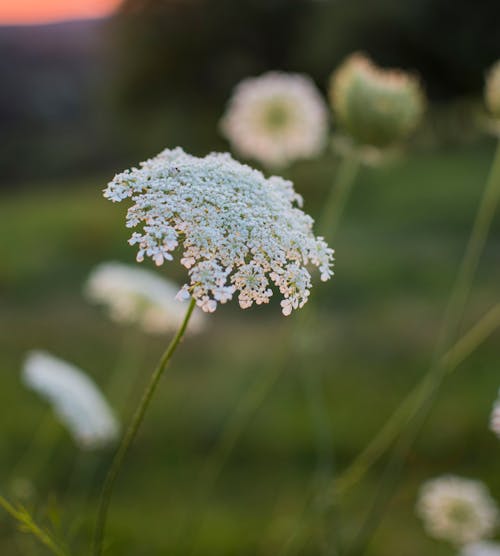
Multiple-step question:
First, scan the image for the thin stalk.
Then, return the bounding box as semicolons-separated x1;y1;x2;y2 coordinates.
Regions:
92;297;196;556
432;140;500;359
334;302;500;496
106;328;145;414
0;496;68;556
319;150;361;240
277;302;500;556
350;139;500;554
65;329;150;518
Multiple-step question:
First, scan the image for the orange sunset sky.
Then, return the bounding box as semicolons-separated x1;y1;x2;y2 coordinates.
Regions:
0;0;121;25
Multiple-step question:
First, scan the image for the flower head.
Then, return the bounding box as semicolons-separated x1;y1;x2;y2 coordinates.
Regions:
329;53;425;148
23;351;120;450
461;542;500;556
417;476;498;545
104;148;334;315
485;61;500;120
220;72;329;167
85;262;205;334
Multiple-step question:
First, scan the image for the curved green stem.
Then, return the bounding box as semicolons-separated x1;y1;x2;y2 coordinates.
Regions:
431;141;500;363
349;139;500;554
334;301;500;496
92;297;196;556
280;303;500;556
0;496;68;556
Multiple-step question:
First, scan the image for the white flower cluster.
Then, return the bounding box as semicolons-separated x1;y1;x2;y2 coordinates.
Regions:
417;475;499;545
461;542;500;556
85;262;205;334
220;72;328;168
490;391;500;438
104;148;334;316
23;351;120;450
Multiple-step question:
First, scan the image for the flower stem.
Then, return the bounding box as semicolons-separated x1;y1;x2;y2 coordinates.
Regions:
319;149;361;241
334;301;500;496
349;139;500;554
92;297;196;556
276;303;500;556
0;496;68;556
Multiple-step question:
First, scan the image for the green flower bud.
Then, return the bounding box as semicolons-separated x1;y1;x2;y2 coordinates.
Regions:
485;60;500;120
329;53;425;149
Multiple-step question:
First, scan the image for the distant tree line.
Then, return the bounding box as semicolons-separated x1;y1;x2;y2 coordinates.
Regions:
113;0;500;106
1;0;498;184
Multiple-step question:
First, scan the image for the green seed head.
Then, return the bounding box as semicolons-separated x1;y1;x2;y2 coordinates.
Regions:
329;53;425;148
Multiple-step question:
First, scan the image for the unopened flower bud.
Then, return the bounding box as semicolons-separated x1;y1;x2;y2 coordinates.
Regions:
329;53;425;148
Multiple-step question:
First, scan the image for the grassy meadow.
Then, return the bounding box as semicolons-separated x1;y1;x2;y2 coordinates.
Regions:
1;139;499;555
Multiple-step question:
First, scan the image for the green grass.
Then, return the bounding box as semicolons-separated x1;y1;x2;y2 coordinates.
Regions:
1;141;500;556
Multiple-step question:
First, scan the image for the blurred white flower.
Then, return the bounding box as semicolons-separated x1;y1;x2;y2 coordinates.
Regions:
22;351;120;450
105;148;334;315
417;475;498;545
220;72;328;168
85;262;205;334
461;542;500;556
489;391;500;438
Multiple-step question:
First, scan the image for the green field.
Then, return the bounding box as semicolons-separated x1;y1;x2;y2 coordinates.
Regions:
1;141;500;556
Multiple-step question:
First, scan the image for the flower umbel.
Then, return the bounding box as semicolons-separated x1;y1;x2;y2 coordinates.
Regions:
329;52;425;148
417;476;499;545
23;351;120;450
104;148;334;315
220;72;328;167
85;261;205;334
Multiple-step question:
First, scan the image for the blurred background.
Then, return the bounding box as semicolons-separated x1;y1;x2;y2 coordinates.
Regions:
1;1;500;555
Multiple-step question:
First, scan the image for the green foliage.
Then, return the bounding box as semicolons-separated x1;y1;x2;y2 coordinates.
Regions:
1;143;500;555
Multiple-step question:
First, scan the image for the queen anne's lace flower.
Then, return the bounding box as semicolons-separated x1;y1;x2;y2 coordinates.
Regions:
104;148;333;315
220;72;328;168
23;351;120;450
417;476;499;545
461;542;500;556
85;262;205;334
